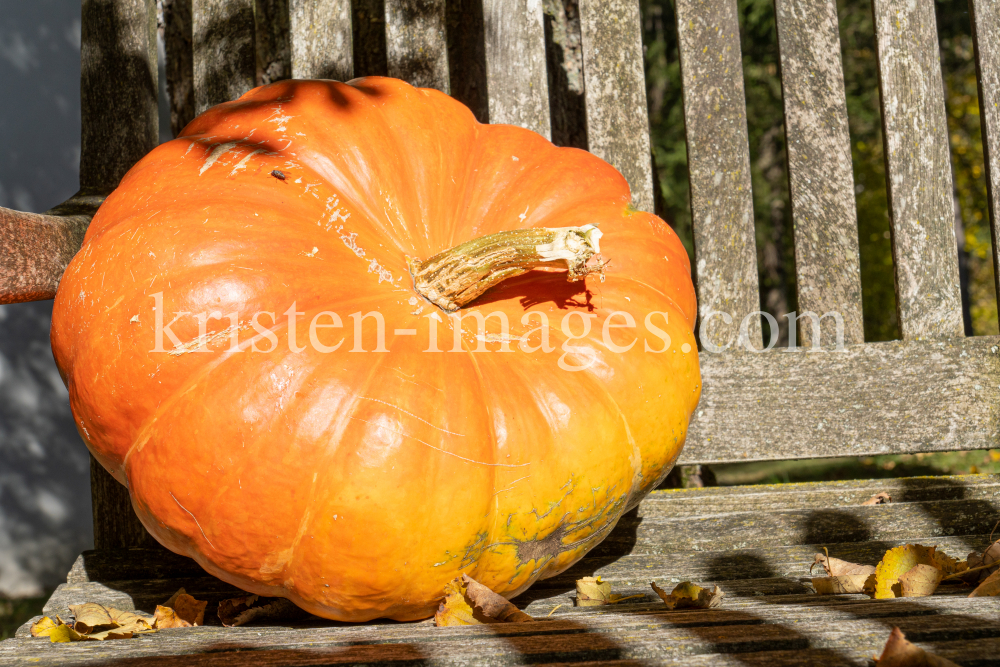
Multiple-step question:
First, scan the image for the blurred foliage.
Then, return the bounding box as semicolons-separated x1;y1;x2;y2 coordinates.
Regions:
641;0;997;340
0;594;47;640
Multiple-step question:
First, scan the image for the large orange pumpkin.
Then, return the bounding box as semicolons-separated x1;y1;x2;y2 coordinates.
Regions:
51;77;700;622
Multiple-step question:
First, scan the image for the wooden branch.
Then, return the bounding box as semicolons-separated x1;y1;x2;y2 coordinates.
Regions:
0;190;106;304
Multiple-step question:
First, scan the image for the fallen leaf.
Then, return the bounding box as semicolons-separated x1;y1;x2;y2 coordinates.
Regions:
875;626;960;666
434;579;480;626
463;575;533;623
651;581;724;610
30;607;154;643
30;616;85;643
811;549;876;577
863;492;892;506
217;593;307;628
873;545;943;599
576;576;611;606
898;564;943;597
154;588;206;628
969;569;1000;597
812;574;871;595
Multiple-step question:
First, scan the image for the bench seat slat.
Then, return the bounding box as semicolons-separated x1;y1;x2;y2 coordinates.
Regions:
970;0;1000;331
683;336;1000;464
774;0;864;346
483;0;550;137
290;0;354;81
385;0;450;92
872;0;964;339
675;0;762;351
192;0;256;114
578;0;654;213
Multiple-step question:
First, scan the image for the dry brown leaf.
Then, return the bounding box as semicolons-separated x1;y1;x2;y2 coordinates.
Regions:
575;576;612;606
811;550;876;577
159;588;207;627
969;569;1000;597
812;574;871;595
217;593;306;628
898;564;943;597
875;626;961;666
463;575;534;623
862;492;892;506
873;545;943;599
651;581;724;610
30;606;154;643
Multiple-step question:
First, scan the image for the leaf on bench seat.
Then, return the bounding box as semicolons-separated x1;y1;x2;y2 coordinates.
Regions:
651;581;724;610
969;570;1000;597
811;549;876;577
435;575;534;626
862;492;892;505
29;605;156;643
811;574;874;595
873;545;945;599
217;594;306;628
875;627;960;667
154;588;207;628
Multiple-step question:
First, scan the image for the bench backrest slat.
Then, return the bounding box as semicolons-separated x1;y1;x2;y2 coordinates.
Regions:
675;0;761;351
193;0;256;115
578;0;655;213
81;0;159;191
385;0;450;92
872;0;964;338
774;0;864;345
289;0;354;80
483;0;550;137
970;0;1000;331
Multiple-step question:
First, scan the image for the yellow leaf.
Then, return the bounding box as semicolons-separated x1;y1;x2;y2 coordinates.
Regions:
575;576;611;606
873;545;943;599
158;588;206;627
30;616;86;643
651;581;724;610
969;569;1000;597
434;577;481;626
898;564;943;597
154;605;191;629
875;626;961;666
29;616;60;638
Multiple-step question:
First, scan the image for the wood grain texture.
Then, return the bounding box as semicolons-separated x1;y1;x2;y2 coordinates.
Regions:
578;0;654;213
192;0;256;114
872;0;964;339
681;336;1000;464
774;0;864;346
290;0;353;80
482;0;550;137
384;0;449;92
81;0;159;189
254;0;291;85
159;0;195;137
969;0;1000;333
91;457;159;551
0;191;106;304
675;0;762;352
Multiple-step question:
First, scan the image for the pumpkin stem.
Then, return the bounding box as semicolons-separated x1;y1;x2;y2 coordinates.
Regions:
408;225;607;311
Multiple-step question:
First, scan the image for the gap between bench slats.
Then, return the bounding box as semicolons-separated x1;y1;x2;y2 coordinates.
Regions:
969;0;1000;333
872;0;964;339
774;0;864;346
675;0;762;352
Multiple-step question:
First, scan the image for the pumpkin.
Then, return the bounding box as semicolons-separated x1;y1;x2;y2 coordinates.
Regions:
51;77;700;622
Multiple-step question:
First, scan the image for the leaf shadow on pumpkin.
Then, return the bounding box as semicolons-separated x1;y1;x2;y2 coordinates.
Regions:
473;269;597;312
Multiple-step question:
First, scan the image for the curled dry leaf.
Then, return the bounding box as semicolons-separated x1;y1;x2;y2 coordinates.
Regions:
969;569;1000;597
651;581;724;610
154;588;207;628
434;575;534;627
30;605;155;643
862;492;892;506
217;594;307;628
812;574;873;595
873;545;944;599
811;550;876;577
898;564;943;597
875;626;960;667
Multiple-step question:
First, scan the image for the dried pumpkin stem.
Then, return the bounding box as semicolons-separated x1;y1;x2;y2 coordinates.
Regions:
408;225;607;311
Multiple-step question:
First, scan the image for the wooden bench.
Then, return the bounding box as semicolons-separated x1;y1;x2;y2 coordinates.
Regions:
2;0;999;664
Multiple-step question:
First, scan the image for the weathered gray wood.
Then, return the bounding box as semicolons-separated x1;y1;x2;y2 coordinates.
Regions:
871;0;964;339
254;0;291;85
160;0;196;137
969;0;1000;332
0;191;105;304
91;457;158;551
289;0;353;80
682;336;1000;464
192;0;256;114
384;0;449;92
774;0;864;346
578;0;654;213
81;0;159;189
482;0;550;137
675;0;762;352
